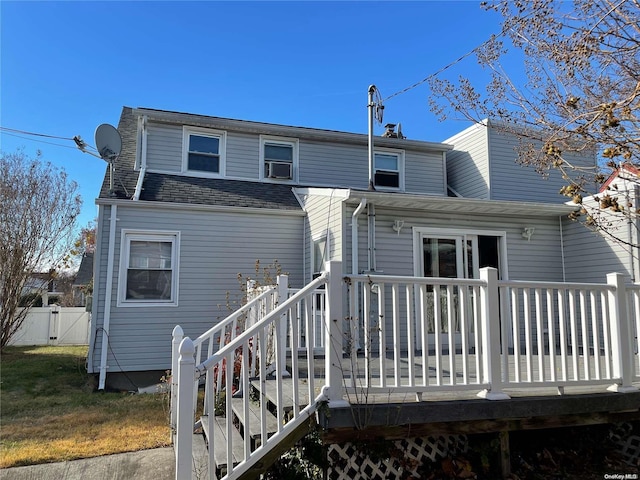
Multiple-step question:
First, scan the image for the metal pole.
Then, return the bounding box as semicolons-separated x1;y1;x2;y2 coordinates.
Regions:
368;85;376;191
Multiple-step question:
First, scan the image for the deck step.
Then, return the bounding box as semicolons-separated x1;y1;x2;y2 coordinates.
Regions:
200;415;245;475
231;396;280;445
250;377;312;413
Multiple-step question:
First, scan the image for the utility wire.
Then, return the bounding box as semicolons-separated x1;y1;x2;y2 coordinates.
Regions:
1;131;80;150
383;30;507;102
0;125;75;141
0;125;98;152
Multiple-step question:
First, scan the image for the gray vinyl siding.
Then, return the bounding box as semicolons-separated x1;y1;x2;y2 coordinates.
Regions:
144;121;447;193
445;123;490;199
562;205;635;284
89;204;303;374
145;124;182;172
487;128;596;203
299;141;367;188
346;206;566;350
299;193;345;282
370;208;566;282
225;132;259;179
405;150;446;195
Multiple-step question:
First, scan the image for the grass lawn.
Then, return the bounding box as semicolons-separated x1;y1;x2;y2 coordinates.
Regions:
0;345;171;468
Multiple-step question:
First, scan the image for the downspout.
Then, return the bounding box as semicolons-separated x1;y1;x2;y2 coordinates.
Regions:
351;199;367;274
98;204;118;390
133;115;147;201
368;203;377;272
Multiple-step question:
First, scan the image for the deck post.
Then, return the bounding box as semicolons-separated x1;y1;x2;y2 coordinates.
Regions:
175;337;195;480
276;274;291;378
170;325;184;437
478;267;510;400
325;260;349;406
606;273;639;393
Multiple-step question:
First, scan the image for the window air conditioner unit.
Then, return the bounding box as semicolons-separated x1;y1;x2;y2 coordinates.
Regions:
267;161;292;179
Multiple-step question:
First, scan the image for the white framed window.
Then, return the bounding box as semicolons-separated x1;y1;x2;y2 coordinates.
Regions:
312;235;328;279
374;150;404;190
118;230;180;307
182;127;226;176
260;136;298;182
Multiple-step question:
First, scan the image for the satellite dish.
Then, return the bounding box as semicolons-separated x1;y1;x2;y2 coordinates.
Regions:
94;124;122;162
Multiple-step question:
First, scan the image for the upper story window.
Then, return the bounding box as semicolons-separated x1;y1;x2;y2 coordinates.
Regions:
182;127;226;176
374;151;404;190
118;230;180;307
260;136;298;182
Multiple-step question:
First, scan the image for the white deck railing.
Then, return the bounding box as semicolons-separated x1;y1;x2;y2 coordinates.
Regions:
172;268;338;480
172;263;639;479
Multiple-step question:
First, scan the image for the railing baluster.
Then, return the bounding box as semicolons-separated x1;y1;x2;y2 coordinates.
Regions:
420;284;429;387
569;289;579;380
558;288;568;382
546;289;556;382
433;284;443;386
447;284;456;386
405;284;416;388
535;288;544;382
601;290;612;379
511;287;521;383
290;304;300;419
364;281;372;388
378;282;386;388
523;288;533;382
580;290;590;380
392;283;401;387
590;291;601;380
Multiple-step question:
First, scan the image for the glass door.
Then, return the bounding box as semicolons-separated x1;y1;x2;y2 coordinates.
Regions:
415;230;502;352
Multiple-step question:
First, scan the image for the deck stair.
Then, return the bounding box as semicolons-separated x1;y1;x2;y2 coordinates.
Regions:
198;374;313;479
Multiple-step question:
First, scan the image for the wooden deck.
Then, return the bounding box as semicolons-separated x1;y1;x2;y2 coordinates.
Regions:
279;352;640;442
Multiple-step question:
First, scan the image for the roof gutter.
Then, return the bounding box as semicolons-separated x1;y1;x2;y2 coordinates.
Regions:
133;115;147;200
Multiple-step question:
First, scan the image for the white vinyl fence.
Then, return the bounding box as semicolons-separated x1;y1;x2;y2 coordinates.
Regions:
9;306;90;346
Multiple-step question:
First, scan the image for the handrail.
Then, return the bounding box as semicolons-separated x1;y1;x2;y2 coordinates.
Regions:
198;272;328;375
192;285;277;348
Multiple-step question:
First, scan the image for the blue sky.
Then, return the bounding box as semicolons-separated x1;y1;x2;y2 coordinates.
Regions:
1;1;504;229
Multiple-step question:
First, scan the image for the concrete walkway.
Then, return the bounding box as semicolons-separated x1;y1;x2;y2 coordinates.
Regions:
0;447;175;480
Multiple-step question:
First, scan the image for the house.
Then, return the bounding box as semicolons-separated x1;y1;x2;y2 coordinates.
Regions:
562;163;639;284
88;107;635;392
72;252;94;308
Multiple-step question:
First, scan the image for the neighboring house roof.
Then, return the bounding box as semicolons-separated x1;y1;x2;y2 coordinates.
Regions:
73;252;94;287
599;163;639;193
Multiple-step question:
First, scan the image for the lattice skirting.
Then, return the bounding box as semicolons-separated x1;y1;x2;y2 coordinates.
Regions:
327;435;468;480
610;423;640;467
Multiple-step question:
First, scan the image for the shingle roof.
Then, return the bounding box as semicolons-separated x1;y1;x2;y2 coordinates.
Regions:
98;107;301;211
74;252;94;286
140;173;302;210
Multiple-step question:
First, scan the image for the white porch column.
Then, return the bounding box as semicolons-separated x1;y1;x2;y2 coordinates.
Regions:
170;325;183;437
606;273;639;393
175;337;195;480
478;267;510;400
325;260;348;406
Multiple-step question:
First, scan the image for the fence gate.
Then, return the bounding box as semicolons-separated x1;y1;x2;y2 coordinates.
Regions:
9;306;90;346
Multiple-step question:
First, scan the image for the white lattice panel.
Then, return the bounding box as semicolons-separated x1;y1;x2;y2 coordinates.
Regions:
327;435;468;480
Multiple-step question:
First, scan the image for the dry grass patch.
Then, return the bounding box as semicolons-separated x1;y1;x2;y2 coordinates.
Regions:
0;346;171;468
